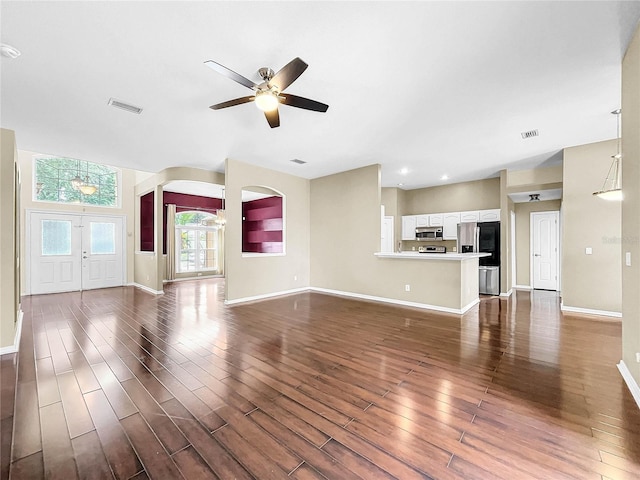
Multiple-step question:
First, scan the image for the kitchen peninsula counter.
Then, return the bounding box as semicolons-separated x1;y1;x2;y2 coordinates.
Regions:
368;251;491;314
374;252;491;260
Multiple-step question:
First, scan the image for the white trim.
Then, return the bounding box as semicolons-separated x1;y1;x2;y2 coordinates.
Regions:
499;289;513;297
0;309;23;355
560;303;622;318
131;283;164;295
310;287;479;315
510;209;516;290
617;360;640;409
224;287;308;305
164;274;223;283
514;285;533;290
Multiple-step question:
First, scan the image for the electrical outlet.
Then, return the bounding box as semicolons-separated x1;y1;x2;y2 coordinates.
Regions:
636;352;640;363
294;275;297;281
585;247;592;255
626;252;632;267
405;284;411;292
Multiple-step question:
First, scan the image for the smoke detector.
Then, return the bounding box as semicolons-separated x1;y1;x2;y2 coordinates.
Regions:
0;44;21;59
521;129;539;139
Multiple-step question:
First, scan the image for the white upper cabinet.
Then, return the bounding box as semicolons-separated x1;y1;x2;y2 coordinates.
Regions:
479;209;501;222
401;215;417;240
442;212;460;240
428;213;443;226
459;210;480;222
416;215;430;227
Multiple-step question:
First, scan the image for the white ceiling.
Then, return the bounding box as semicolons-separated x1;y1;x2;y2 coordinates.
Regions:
508;188;563;204
2;1;639;190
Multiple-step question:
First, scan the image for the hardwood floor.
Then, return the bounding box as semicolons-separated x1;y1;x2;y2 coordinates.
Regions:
2;279;640;479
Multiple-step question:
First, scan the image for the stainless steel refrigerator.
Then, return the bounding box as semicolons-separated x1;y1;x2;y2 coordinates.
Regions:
457;221;501;295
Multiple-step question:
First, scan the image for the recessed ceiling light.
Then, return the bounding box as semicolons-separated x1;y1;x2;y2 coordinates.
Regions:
441;174;449;180
108;98;143;114
397;183;404;187
400;168;409;175
0;44;21;59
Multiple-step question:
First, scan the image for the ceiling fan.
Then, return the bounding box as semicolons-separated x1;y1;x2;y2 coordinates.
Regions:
204;57;329;128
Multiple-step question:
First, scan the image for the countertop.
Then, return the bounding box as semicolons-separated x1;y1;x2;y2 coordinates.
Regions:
374;251;491;261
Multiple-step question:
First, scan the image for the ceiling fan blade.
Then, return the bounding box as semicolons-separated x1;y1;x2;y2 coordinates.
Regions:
279;93;329;112
264;108;280;128
210;96;255;110
269;57;308;91
204;60;258;90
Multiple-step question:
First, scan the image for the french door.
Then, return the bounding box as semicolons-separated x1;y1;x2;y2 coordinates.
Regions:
29;212;124;295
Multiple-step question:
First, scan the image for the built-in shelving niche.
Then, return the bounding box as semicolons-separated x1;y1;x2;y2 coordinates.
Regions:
242;189;283;254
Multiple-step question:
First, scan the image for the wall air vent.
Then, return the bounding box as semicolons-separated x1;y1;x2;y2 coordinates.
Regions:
521;129;539;139
108;98;143;114
290;159;307;165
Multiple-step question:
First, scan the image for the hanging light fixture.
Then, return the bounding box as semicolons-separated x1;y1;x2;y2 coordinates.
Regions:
70;159;83;190
215;187;226;225
77;161;98;196
593;109;623;201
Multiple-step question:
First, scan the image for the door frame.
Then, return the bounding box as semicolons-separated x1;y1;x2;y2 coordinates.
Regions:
529;210;560;291
25;209;127;295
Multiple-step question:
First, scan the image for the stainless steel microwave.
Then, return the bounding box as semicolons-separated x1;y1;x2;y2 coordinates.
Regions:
415;226;443;241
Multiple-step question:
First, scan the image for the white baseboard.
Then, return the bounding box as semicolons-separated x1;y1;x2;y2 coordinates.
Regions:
617;360;640;409
0;309;23;355
225;287;309;306
499;289;513;297
514;285;533;290
311;287;479;315
560;303;622;318
131;283;164;295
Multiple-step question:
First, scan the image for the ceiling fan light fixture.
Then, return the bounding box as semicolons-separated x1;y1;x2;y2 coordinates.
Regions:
255;91;279;112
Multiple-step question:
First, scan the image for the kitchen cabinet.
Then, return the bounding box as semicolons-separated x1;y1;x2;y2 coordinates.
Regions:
429;213;443;226
442;212;460;240
416;215;430;227
401;215;417;240
460;210;480;222
479;209;501;222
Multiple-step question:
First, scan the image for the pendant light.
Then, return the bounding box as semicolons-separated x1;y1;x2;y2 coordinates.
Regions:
70;159;83;190
78;161;98;196
215;187;226;225
593;109;623;201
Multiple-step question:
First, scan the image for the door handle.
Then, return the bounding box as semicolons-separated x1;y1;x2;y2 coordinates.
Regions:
83;256;88;259
534;253;541;257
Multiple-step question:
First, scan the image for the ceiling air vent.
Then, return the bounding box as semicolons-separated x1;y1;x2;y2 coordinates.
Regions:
521;129;539;139
290;159;307;165
108;98;143;114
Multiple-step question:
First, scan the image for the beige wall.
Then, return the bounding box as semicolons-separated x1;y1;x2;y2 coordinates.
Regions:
403;177;500;214
622;24;640;388
1;129;21;350
508;165;563;188
310;164;478;311
133;167;225;292
18;150;140;292
514;200;562;286
563;139;621;313
224;159;310;301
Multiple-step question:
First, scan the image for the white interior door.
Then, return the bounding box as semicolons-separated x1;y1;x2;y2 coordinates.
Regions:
30;212;82;295
81;215;124;290
29;212;124;294
381;216;394;253
531;211;559;291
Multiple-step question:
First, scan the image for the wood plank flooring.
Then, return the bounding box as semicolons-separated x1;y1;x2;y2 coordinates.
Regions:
2;279;640;479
